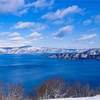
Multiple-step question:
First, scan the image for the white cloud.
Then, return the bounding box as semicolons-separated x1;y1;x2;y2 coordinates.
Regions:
83;14;100;25
9;32;20;37
27;32;43;41
13;22;35;29
34;25;48;31
26;0;54;8
0;32;10;36
88;28;97;32
27;32;41;38
0;0;54;15
83;19;92;25
52;37;64;40
42;5;84;20
0;40;31;47
52;20;64;25
89;41;95;44
10;37;24;41
76;34;97;41
52;25;74;38
13;21;48;31
66;17;74;24
19;8;29;15
94;14;100;24
0;0;27;15
0;32;21;37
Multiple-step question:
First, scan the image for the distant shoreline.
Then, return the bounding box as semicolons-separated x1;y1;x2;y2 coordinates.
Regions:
46;49;100;60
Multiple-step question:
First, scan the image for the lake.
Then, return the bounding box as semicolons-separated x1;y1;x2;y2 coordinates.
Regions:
0;54;100;91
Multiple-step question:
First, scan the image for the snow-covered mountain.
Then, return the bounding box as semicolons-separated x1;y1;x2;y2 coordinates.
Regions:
0;45;99;54
0;45;77;54
46;48;100;60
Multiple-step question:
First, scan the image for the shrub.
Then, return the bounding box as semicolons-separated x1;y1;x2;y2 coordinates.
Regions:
0;78;100;100
7;84;25;100
33;79;100;99
34;78;66;100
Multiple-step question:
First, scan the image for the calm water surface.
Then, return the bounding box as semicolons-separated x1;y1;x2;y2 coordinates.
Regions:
0;54;100;91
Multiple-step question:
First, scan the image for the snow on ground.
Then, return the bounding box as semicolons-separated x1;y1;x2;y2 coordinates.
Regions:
46;95;100;100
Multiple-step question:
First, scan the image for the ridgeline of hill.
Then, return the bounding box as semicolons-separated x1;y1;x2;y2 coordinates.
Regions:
46;49;100;60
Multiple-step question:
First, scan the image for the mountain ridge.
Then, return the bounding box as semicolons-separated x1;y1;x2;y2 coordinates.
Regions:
0;45;99;54
46;49;100;60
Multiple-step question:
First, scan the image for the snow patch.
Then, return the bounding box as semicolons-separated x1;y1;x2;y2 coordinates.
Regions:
46;95;100;100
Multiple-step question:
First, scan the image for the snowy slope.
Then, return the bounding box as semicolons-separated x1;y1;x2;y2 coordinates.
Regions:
0;45;99;54
46;95;100;100
0;45;77;54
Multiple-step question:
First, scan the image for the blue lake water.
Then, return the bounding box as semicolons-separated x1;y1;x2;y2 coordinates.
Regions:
0;54;100;91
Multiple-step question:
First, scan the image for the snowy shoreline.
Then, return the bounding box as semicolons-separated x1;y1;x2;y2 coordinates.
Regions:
46;95;100;100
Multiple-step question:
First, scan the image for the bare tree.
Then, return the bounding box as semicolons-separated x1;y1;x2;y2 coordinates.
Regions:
70;82;95;97
7;84;25;100
0;78;100;100
0;81;6;100
34;78;66;100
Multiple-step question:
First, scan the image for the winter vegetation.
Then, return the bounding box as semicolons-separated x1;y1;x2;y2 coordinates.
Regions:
0;78;100;100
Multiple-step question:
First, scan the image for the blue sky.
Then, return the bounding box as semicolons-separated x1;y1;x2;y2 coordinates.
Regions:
0;0;100;49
